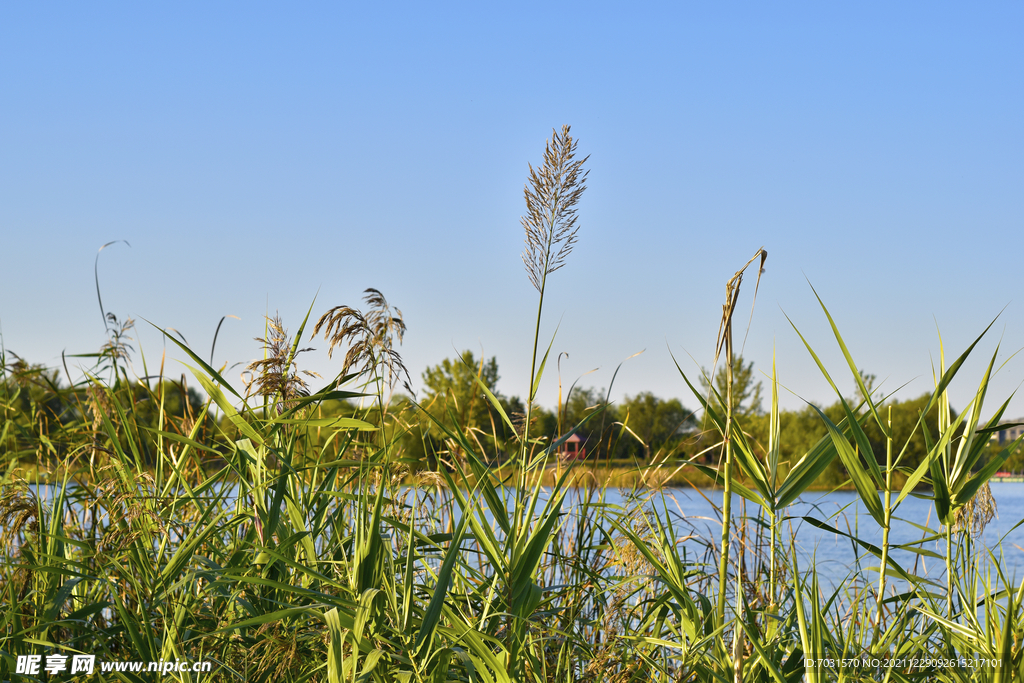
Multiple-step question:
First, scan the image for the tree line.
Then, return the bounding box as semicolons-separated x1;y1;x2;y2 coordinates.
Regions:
3;348;1018;485
397;351;1020;487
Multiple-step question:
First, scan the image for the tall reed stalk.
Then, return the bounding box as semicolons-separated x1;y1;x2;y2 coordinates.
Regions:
520;125;588;452
926;328;1022;621
873;407;894;645
708;249;767;639
509;125;588;677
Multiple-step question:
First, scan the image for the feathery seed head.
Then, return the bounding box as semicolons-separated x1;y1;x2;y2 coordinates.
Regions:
521;125;589;292
244;313;319;411
315;288;410;390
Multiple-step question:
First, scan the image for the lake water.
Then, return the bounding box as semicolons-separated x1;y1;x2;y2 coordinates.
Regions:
28;480;1024;590
596;482;1024;589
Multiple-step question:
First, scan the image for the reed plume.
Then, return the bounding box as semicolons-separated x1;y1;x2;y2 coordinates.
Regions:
99;313;135;365
315;288;409;390
520;126;589;446
244;313;319;411
521;125;589;293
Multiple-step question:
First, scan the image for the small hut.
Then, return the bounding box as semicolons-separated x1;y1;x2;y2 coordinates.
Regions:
560;433;587;461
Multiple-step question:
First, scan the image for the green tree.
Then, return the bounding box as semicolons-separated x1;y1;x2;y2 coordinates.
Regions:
616;392;695;459
1001;440;1024;473
411;351;522;464
559;387;612;431
1;356;75;468
133;380;205;427
741;392;953;489
555;386;619;460
700;356;764;419
420;351;500;435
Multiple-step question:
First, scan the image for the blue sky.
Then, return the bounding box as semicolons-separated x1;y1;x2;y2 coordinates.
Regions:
2;2;1022;419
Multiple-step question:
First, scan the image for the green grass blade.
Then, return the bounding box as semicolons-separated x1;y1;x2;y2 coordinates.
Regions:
414;499;471;657
808;403;885;526
189;365;264;445
146;319;247;401
530;323;560;402
806;283;889;437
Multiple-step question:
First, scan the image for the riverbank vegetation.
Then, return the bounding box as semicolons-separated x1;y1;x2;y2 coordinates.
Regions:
5;342;1010;493
4;126;1024;681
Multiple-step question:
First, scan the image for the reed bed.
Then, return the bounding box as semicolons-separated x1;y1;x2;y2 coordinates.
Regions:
3;127;1024;682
